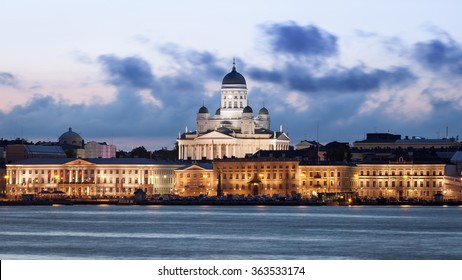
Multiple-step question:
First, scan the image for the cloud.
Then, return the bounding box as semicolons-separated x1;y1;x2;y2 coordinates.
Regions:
413;37;462;76
4;23;462;149
98;55;155;89
249;64;415;95
0;72;18;87
262;22;338;58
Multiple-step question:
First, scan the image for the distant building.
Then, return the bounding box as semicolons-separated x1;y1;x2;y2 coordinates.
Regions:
294;140;318;150
58;127;85;158
177;61;290;160
85;141;116;158
353;133;461;150
5;144;66;163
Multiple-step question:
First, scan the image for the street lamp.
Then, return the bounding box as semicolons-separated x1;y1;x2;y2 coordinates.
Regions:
3;175;9;197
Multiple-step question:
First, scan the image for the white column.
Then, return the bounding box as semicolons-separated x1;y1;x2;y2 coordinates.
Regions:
225;144;229;158
211;144;214;159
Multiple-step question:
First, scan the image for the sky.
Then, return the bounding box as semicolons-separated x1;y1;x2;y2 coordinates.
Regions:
1;0;462;151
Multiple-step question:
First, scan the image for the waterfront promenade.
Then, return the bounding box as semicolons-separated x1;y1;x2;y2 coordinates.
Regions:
1;196;460;206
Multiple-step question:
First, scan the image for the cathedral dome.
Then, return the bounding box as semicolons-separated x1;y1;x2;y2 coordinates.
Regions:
215;108;221;115
243;105;253;113
58;127;83;147
222;62;246;85
258;107;269;115
198;106;209;114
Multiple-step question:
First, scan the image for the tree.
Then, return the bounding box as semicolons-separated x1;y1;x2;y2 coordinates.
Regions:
130;146;150;158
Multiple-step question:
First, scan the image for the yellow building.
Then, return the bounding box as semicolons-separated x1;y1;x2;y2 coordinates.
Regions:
298;163;356;198
213;158;300;196
174;163;215;196
356;158;446;200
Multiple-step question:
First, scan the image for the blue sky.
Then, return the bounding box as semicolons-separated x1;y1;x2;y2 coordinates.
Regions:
1;0;462;150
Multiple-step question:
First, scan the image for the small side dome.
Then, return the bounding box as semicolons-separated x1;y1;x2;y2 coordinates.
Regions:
243;105;253;113
215;108;221;115
198;106;209;114
259;107;269;115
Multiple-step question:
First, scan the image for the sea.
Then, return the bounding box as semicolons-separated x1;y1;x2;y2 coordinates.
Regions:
1;205;461;260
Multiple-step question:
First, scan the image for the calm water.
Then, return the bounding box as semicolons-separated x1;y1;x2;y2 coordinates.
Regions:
0;205;461;259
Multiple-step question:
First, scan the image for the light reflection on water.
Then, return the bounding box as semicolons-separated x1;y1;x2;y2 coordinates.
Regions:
0;205;461;260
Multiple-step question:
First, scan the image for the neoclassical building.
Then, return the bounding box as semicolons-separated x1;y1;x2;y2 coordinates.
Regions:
4;157;462;201
5;158;183;199
356;159;447;200
177;61;290;160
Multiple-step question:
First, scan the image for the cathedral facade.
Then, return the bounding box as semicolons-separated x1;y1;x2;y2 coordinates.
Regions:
177;61;290;160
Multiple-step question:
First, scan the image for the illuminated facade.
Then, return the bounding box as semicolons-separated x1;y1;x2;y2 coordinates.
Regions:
174;163;215;196
355;159;446;200
4;157;462;201
298;164;356;197
177;61;290;160
5;158;183;199
213;158;300;196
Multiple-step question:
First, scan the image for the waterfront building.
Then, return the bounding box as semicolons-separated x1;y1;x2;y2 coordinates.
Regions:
177;61;290;160
355;157;446;200
4;154;462;201
353;133;461;150
213;158;300;196
5;158;184;199
298;163;356;198
174;162;215;196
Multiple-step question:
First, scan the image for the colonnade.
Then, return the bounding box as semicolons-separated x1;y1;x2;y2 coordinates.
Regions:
178;142;290;160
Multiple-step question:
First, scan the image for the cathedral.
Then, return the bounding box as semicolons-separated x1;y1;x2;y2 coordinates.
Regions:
177;61;290;160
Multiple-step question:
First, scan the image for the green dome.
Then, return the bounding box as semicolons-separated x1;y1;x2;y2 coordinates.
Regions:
259;107;269;115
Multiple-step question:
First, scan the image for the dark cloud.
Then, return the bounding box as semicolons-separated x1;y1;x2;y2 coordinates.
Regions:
249;64;415;94
98;55;155;89
0;72;18;87
158;43;227;81
262;22;338;57
413;38;462;75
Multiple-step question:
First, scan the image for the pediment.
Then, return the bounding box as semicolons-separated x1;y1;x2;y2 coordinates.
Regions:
195;131;235;140
183;164;212;171
277;133;291;141
64;159;94;166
